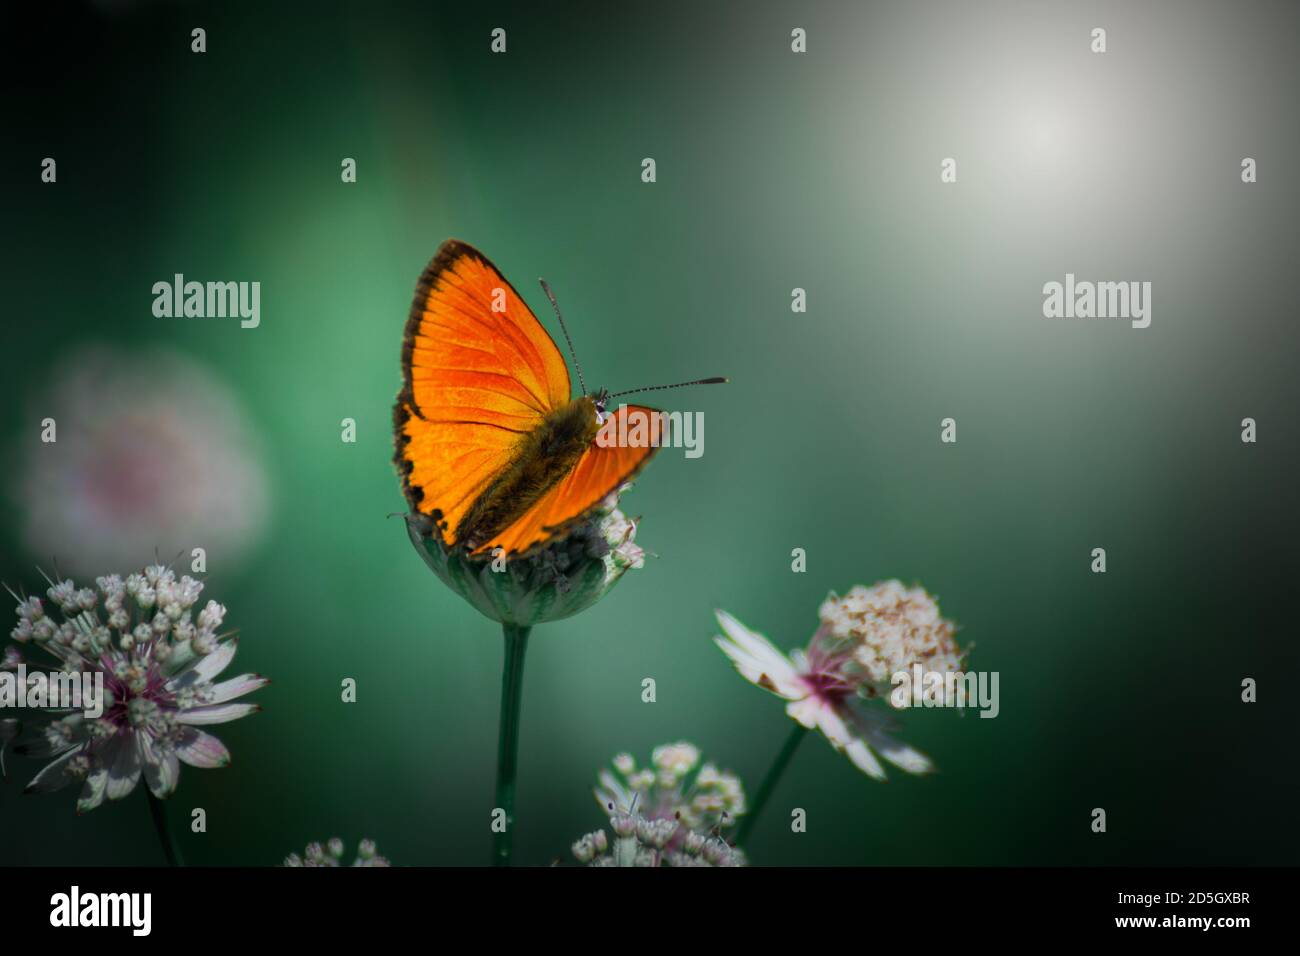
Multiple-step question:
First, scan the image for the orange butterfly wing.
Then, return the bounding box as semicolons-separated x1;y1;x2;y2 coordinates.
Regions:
394;240;571;544
396;240;667;558
478;404;665;557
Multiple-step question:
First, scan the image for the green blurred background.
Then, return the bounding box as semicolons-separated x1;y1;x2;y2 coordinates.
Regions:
2;0;1297;866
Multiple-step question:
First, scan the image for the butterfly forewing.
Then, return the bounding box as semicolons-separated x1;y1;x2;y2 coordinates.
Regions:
395;241;569;543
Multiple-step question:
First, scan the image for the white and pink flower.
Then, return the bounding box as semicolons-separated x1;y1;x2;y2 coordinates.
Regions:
13;347;269;577
714;581;966;779
6;565;266;812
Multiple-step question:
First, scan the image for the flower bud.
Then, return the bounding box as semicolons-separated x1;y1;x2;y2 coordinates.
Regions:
402;486;646;627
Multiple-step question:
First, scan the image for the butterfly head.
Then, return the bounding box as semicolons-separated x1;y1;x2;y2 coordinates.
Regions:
592;387;611;423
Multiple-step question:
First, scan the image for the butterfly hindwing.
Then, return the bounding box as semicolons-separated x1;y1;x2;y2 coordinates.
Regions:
480;404;665;557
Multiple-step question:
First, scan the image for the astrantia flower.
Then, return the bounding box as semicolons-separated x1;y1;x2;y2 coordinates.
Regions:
820;582;967;702
403;484;645;627
14;347;269;576
594;742;747;835
284;838;390;867
575;743;747;867
6;565;266;812
715;581;967;780
571;810;746;867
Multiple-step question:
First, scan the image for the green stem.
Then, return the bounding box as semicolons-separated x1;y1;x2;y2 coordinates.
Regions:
736;723;807;846
492;623;531;867
146;791;183;867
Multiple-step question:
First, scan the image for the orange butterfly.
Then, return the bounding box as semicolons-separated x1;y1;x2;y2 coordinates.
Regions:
393;240;725;558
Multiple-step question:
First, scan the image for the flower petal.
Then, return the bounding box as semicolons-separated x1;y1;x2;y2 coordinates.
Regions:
141;736;180;798
792;699;888;780
105;735;142;800
205;673;268;705
843;737;887;780
713;610;802;699
23;746;85;794
863;727;933;775
785;697;822;730
76;767;109;814
176;701;260;725
167;638;238;690
175;728;231;768
594;769;632;814
14;715;85;759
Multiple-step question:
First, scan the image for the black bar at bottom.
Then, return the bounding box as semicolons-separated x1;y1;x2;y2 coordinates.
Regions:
4;865;1280;939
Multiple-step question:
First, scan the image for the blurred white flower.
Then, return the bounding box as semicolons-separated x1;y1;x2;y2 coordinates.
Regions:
7;565;266;812
577;743;747;867
595;741;746;834
714;580;966;780
284;838;390;867
820;582;967;702
572;809;746;867
15;347;269;576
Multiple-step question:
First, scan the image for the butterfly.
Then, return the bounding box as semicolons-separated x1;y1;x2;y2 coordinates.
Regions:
393;240;725;559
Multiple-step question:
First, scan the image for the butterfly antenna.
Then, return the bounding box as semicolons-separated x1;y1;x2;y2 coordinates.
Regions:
609;377;729;399
539;278;587;396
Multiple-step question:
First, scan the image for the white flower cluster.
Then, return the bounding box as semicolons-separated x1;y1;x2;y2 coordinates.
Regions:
597;741;746;833
571;807;746;868
6;565;264;812
12;566;226;667
598;492;645;572
818;580;966;705
284;838;390;867
575;741;747;866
